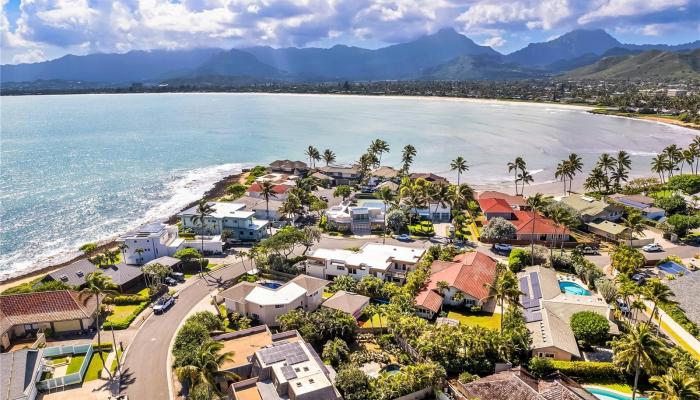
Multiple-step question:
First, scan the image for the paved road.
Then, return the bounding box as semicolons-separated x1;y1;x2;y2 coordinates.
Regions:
121;261;247;400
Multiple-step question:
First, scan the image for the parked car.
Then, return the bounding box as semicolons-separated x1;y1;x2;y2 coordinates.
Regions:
581;246;598;255
494;243;513;253
170;272;185;282
395;234;411;241
153;295;175;314
164;277;178;286
631;273;647;285
642;243;663;252
616;299;631;314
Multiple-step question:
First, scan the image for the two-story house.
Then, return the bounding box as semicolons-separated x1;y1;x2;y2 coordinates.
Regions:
178;201;269;241
318;166;361;186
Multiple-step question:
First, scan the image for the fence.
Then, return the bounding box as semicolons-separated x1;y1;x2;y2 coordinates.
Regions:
37;344;94;391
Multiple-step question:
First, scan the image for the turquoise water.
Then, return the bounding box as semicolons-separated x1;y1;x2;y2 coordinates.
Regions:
1;93;696;279
559;281;592;296
586;387;647;400
356;199;388;210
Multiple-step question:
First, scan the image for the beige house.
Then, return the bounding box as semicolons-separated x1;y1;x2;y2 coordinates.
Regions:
218;275;328;327
321;291;370;319
587;219;630;241
0;291;98;351
559;194;623;223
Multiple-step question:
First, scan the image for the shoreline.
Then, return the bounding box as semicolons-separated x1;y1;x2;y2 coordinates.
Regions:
0;171;244;290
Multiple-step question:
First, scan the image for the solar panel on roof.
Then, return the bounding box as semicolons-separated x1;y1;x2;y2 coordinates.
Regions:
519;277;529;297
524;308;543;323
281;365;297;380
530;272;542;299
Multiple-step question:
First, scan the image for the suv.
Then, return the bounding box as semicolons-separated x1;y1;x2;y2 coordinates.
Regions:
153;295;175;314
494;243;513;253
170;272;185;283
581;246;598;255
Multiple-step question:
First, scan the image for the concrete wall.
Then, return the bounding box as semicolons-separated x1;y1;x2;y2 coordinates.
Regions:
53;320;82;332
532;346;573;361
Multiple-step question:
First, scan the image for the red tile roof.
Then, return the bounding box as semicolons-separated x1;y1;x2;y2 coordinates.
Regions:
414;251;498;313
248;182;291;194
0;290;98;335
477;191;527;207
478;198;514;214
510;211;569;235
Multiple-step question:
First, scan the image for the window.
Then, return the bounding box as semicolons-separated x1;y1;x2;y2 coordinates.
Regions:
275;305;284;308
348;268;356;274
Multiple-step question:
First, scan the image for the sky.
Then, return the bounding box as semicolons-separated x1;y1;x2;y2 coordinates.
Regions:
1;0;698;65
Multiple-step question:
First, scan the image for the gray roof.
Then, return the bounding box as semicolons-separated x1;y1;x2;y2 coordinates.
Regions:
0;349;42;400
667;272;700;326
47;259;143;287
560;194;620;217
587;220;628;236
234;195;285;211
321;291;369;315
145;256;181;268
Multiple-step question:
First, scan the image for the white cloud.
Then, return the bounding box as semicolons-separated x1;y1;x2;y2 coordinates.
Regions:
457;0;571;31
578;0;688;24
483;35;506;47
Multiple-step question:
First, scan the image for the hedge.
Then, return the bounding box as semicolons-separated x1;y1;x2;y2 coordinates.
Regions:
103;294;148;305
659;303;700;339
551;361;622;381
102;301;149;330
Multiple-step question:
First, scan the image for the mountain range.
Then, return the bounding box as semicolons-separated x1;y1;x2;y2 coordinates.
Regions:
2;28;699;85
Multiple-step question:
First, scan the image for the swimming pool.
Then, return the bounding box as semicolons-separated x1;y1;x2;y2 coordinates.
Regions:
586;386;647;400
658;261;689;276
559;281;591;296
260;282;282;289
356;199;387;211
381;364;401;375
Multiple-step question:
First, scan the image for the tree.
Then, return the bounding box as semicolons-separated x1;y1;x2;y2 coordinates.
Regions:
481;217;516;244
401;144;417;175
333;185;353;202
610;245;645;276
225;183;247;199
517;170;534;196
79;272;118;381
369;139;390;166
615;150;632;189
142;262;172;290
621;211;645;246
117;242;129;263
450;156;469;186
299;226;321;254
259;181;277;227
191;200;215;276
436;280;450;297
651;153;670;184
595;278;618;303
187;311;224;332
335;367;371;400
597;153;617;193
386;209;407;233
613;323;670;400
376;186;395;243
132;248;145;265
526;193;545;265
555;160;571;195
174;248;202;270
642;279;677;330
330;275;357;293
567;153;584;193
570;311;609;346
305;145;320;168
309;197;327;218
322;149;336;166
322;338;350;367
483;269;522;333
80;242;98;256
546;203;575;260
649;368;700;400
528;357;555;378
507;157;526;195
508;248;531;273
175;341;239;399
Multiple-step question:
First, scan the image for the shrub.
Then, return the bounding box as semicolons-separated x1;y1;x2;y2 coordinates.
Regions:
550;360;622;381
103;294;148;305
187;311;224;332
335;367;371;400
481;217;516;243
2;279;71;295
172;321;211;367
570;311;610;346
508;248;530;273
528;357;555;378
594;278;617;303
322;338;350;367
668;174;700;195
458;371;477;383
666;214;700;236
225;183;247;199
654;194;687;215
659;303;700;338
103;301;149;330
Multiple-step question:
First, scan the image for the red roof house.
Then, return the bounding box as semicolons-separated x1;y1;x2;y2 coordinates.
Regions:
478;198;516;220
477;191;527;209
415;251;498;318
247;182;292;199
509;211;570;242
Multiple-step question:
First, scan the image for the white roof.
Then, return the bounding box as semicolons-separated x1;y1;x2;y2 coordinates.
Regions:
180;202;255;219
245;283;307;305
309;243;424;272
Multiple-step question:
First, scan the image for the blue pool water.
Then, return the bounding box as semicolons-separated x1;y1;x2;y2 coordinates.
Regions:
559;281;591;296
381;364;401;375
586;387;647;400
260;282;282;289
356;199;387;211
658;261;689;276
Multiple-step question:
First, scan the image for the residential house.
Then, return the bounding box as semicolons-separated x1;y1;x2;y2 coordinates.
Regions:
118;222;223;264
456;366;598;400
0;291;98;351
610;194;666;220
325;203;385;235
559;194;622;223
376;181;399;193
414;251;498;319
318;166;361;186
414;202;452;222
44;259;144;291
234;195;286;221
178;202;269;241
586;220;630;242
254;172;299;186
226;329;341;400
144;256;181;270
247;182;292;201
218;275;328;327
477;198;516;220
309;172;333;187
480;208;570;243
369;166;400;187
268;160;308;175
518;266;618;361
216;326;301;378
321;291;370;319
477;191;527;210
0;348;44;400
409;172;448;184
306;243;425;284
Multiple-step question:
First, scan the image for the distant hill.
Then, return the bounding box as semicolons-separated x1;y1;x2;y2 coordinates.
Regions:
506;29;622;67
191;49;286;78
563;49;700;80
421;55;544;80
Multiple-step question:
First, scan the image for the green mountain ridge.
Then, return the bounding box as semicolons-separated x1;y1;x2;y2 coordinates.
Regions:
564;49;700;80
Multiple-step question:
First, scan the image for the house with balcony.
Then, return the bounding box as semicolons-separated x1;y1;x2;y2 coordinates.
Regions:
325;203;384;235
318;166;361;186
558;194;622;223
610;194;666;220
306;243;425;284
268;160;308;175
118;222;223;264
178;201;269;242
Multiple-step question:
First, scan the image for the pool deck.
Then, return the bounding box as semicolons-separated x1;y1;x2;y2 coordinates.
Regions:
584;385;646;400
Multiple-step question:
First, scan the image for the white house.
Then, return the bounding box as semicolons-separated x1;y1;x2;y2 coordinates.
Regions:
118;222;223;264
306;243;425;284
218;275;328;327
178;201;269;241
325;203;385;235
412;202;452;222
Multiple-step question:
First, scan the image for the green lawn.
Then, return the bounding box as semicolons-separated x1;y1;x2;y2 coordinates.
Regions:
105;304;144;324
359;313;387;328
84;351;114;381
322;291;334;299
65;354;86;374
46;356;69;365
446;310;501;330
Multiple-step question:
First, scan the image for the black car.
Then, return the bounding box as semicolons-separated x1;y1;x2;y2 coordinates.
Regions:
631;273;647;285
164;277;178;286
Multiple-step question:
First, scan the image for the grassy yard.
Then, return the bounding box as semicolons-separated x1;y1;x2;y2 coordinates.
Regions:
359;313;388;328
446;310;501;330
322;291;334;299
65;354;86;374
46;356;69;365
83;351;120;381
105;303;144;324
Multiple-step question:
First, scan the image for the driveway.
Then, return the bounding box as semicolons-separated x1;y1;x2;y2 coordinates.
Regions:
642;229;676;249
121;261;247;400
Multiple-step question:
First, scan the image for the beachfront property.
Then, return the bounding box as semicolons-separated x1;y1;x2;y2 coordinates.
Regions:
268;160;308;175
413;202;452;222
44;258;144;291
234;195;286;221
518;266;618;361
324;202;385;235
222;327;341;400
217;275;328;327
178;201;269;241
414;251;498;319
479;205;570;243
558;194;623;223
247;182;293;200
409;172;448;184
305;243;425;284
117;222;223;264
321;290;370;319
477;191;527;210
0;291;98;351
254;172;299;186
317;166;361;186
610;194;666;220
0;348;44;400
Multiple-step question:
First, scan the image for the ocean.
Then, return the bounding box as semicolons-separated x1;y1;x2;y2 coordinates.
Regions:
0;93;696;279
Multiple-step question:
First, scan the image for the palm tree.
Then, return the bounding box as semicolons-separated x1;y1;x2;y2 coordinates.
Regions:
483;269;522;333
117;243;129;263
450;157;469;186
507;157;526;195
401;144;417;175
362;304;379;330
664;144;682;177
376;186;395;244
305;145;320;168
613;323;669;400
548;205;573;259
555;160;570;195
597;153;616;193
370;139;390;166
134;248;145;265
649;368;700;400
651;153;669;183
79;271;118;381
526;193;545;265
621;212;645;246
259;181;277;231
175;341;240;398
191;200;215;276
428;181;451;221
516;170;533;196
322;149;336;166
436;281;450;297
584;166;607;194
567;153;584;193
642;279;677;330
682;148;696;175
